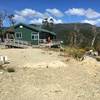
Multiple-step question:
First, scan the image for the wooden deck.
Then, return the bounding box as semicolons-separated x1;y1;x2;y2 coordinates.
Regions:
0;39;61;48
4;39;31;48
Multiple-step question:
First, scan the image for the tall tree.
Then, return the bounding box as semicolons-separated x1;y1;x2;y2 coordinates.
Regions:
74;24;79;46
0;10;7;42
70;24;79;46
42;18;49;28
42;17;54;31
91;26;98;47
8;14;16;27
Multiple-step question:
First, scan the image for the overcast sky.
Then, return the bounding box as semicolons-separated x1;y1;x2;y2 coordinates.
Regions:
1;0;100;26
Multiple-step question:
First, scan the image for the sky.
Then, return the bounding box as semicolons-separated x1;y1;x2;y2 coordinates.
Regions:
0;0;100;26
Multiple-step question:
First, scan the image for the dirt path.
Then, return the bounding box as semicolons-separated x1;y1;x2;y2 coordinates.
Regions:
0;48;100;100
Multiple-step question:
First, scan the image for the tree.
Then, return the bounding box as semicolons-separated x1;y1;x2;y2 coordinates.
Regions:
42;17;54;31
49;18;54;27
0;10;7;42
8;14;16;27
91;26;98;47
42;18;49;27
70;24;79;46
74;24;79;46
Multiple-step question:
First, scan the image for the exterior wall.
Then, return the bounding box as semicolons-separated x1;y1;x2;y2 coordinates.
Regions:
39;32;55;40
14;26;38;45
39;32;49;39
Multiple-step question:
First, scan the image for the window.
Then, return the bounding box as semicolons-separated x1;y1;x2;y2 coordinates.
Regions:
15;32;22;39
31;33;38;40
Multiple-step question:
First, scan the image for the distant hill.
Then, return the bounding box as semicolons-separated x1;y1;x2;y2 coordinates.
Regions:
53;23;93;39
52;23;100;48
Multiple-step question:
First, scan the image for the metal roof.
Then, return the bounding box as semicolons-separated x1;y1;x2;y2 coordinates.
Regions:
14;23;56;36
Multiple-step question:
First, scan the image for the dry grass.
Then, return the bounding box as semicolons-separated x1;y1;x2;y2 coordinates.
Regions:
64;47;85;60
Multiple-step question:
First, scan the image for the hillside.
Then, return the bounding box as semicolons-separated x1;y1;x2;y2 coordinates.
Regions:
53;23;93;39
52;23;100;48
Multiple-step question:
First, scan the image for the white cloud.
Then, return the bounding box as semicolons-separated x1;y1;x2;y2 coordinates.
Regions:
54;19;63;24
43;12;50;18
48;17;63;24
29;18;43;24
85;8;100;19
81;19;100;25
13;8;64;24
13;14;26;22
65;8;85;16
15;8;43;18
29;17;63;24
65;8;100;19
46;8;64;17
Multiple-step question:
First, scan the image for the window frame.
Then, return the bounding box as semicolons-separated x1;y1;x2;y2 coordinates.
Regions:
15;32;22;39
31;32;38;40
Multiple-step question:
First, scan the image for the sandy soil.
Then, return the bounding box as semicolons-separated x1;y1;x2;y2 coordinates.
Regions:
0;48;100;100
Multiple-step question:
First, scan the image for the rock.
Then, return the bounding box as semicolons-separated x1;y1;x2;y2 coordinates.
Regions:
96;56;100;62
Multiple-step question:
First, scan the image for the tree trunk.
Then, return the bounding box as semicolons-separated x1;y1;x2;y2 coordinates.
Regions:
91;33;98;47
70;32;74;46
74;33;77;46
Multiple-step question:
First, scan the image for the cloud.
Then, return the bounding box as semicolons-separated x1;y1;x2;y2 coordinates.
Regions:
29;18;43;24
13;8;100;26
13;14;26;22
65;8;100;19
48;17;63;24
15;8;43;18
46;8;64;17
29;17;63;24
81;19;100;25
13;8;63;24
43;12;50;18
65;8;85;16
54;19;63;24
85;8;100;19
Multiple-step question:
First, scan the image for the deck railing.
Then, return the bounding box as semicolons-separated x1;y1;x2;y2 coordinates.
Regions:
4;39;30;48
2;39;62;48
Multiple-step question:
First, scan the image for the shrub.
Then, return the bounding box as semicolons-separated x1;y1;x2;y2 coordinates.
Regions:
64;47;85;60
96;56;100;62
84;47;95;51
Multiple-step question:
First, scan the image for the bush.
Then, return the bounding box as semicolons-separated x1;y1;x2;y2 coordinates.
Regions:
96;56;100;62
84;47;95;51
64;47;85;60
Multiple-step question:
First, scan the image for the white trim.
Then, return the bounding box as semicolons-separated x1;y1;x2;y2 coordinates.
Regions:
31;32;39;40
38;32;39;45
15;32;22;39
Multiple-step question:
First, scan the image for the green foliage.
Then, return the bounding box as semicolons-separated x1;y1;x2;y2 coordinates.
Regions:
64;47;85;59
84;46;95;51
42;18;54;31
53;23;100;48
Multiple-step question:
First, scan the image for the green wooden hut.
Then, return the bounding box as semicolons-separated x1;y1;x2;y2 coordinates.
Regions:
5;23;56;45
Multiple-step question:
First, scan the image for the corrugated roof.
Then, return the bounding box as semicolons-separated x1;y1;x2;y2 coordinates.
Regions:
14;23;56;36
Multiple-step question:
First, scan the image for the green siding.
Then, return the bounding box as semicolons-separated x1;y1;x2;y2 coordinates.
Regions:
15;26;38;45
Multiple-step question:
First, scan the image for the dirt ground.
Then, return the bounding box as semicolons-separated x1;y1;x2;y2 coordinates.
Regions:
0;48;100;100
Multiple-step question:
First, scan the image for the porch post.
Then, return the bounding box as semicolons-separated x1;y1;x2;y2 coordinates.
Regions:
38;32;39;45
6;33;9;40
